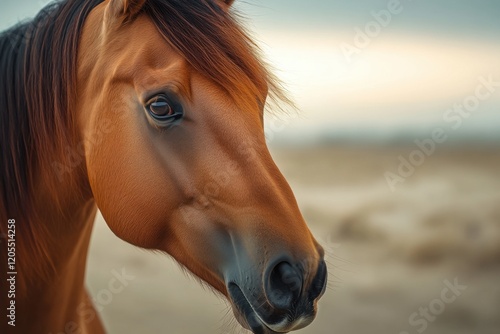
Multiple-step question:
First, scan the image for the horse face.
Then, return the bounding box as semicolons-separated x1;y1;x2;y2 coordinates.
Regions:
78;1;326;332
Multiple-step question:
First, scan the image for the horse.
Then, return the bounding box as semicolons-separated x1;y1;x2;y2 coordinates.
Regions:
0;0;327;333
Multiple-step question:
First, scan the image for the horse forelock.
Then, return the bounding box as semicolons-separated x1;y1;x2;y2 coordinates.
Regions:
144;0;292;113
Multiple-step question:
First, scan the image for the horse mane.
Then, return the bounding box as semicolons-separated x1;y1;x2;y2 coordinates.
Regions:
0;0;103;292
0;0;290;291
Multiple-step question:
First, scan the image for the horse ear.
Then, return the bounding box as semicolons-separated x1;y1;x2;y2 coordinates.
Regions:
107;0;147;21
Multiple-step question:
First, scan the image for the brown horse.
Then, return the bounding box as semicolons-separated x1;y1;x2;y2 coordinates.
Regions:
0;0;327;333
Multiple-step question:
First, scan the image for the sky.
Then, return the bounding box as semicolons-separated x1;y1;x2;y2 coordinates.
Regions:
1;0;499;144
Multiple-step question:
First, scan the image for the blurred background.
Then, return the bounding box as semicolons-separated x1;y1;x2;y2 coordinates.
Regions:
2;0;499;333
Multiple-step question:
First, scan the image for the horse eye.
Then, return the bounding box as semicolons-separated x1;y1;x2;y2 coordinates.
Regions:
145;94;183;125
148;96;174;118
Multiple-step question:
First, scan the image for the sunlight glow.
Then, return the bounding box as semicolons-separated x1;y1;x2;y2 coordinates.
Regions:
258;29;500;124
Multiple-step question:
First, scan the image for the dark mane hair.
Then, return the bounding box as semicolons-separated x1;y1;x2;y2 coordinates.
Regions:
0;0;289;291
0;0;103;291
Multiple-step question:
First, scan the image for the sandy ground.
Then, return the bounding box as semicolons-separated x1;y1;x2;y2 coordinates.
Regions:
86;145;500;334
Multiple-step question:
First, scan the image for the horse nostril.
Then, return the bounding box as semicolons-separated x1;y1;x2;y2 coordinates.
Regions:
266;261;302;310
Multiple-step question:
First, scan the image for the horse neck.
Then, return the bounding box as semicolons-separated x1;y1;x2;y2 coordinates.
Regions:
24;201;99;331
0;181;99;333
7;146;98;331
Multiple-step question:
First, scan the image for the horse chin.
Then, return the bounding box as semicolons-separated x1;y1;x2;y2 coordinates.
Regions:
227;284;282;334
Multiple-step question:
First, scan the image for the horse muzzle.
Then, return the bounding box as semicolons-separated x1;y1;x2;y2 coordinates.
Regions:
226;257;328;333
